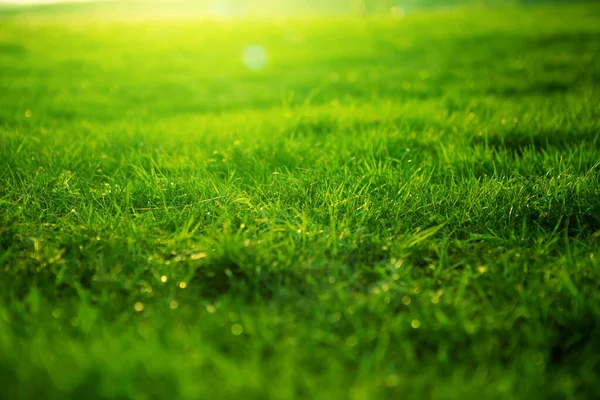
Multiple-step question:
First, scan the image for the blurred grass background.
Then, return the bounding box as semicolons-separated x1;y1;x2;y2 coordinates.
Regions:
1;0;599;399
0;0;594;16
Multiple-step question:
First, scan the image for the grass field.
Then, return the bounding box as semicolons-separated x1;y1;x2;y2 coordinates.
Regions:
1;2;600;399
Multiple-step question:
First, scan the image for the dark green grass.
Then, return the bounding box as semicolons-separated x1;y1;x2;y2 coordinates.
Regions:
1;3;600;399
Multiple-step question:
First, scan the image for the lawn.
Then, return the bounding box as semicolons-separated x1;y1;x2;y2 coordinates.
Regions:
1;2;599;399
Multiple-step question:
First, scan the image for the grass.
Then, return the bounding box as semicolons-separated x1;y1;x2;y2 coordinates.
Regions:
1;2;600;399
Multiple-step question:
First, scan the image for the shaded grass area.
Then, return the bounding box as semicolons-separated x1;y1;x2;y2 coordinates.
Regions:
1;3;600;399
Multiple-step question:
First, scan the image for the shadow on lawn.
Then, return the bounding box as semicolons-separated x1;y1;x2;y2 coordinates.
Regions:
471;128;599;156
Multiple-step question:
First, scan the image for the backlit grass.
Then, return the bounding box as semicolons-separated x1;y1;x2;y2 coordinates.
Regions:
1;2;600;399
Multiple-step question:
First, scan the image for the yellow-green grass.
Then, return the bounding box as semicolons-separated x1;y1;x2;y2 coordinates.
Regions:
1;2;599;399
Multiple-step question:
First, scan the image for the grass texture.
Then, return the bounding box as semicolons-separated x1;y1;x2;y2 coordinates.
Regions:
1;2;600;399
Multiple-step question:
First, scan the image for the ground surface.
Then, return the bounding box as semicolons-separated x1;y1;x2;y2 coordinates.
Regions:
1;2;600;399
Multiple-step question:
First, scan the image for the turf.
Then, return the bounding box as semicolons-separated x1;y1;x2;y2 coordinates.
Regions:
1;2;600;399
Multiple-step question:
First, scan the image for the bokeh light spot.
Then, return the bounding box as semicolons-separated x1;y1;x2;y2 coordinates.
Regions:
231;323;244;336
243;45;268;71
391;6;406;18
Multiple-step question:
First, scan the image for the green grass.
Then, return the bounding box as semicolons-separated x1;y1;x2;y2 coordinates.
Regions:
1;2;600;399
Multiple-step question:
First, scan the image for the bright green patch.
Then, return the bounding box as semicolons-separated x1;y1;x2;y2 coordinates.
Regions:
1;3;599;399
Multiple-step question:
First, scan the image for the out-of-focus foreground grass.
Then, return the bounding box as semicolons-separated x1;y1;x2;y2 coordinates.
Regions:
1;2;599;399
